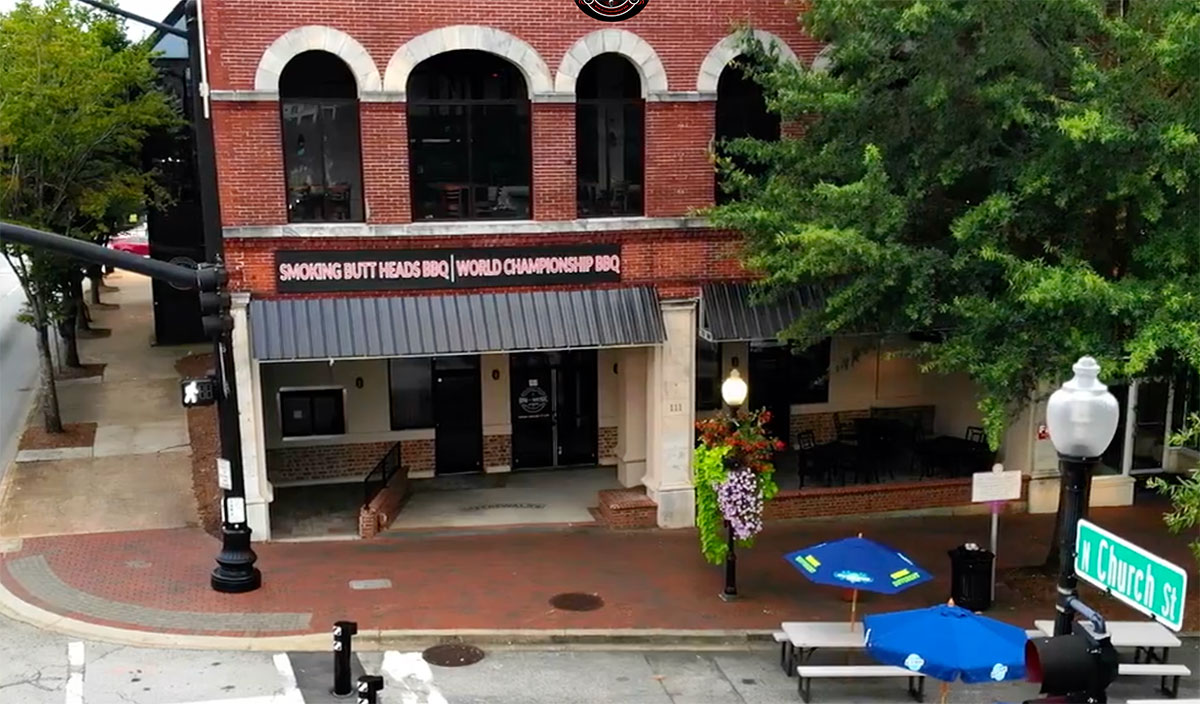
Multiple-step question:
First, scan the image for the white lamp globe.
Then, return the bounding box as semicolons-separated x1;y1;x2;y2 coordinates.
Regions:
1045;356;1120;458
721;369;749;409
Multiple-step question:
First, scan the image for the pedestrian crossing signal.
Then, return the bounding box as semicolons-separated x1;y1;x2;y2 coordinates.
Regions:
181;377;216;407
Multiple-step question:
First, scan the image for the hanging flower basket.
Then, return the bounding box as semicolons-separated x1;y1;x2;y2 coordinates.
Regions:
693;409;784;565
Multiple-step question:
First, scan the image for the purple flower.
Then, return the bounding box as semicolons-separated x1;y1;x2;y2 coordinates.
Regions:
714;468;765;540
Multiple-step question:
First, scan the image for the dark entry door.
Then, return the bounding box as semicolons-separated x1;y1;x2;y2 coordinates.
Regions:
510;351;598;469
434;356;482;474
511;354;555;469
748;343;791;443
556;350;598;466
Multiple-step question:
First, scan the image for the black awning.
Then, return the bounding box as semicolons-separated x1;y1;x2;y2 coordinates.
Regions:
699;282;824;342
249;287;666;361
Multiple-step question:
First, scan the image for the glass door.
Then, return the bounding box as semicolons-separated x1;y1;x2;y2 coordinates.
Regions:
510;353;555;469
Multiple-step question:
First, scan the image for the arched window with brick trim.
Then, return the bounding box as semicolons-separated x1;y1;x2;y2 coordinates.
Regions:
407;51;532;221
279;51;364;223
576;54;644;218
714;62;780;206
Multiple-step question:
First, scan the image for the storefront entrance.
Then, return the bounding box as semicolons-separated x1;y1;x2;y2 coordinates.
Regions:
434;356;483;474
510;351;598;470
748;342;793;443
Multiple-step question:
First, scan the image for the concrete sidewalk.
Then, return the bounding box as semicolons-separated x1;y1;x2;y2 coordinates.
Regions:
0;498;1193;651
0;272;201;538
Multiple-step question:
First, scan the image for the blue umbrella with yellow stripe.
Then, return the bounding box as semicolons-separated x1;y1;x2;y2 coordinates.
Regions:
784;533;932;627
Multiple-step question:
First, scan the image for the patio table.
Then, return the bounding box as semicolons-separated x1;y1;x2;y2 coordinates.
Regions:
1033;620;1182;664
779;621;865;676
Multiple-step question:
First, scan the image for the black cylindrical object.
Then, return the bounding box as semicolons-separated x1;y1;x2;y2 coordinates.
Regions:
356;674;384;704
333;620;358;697
948;544;995;611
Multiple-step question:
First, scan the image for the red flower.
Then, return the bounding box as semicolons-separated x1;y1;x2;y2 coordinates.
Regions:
775;440;786;451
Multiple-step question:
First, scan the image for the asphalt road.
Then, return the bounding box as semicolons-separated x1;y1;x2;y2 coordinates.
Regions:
0;255;38;481
1;613;1196;704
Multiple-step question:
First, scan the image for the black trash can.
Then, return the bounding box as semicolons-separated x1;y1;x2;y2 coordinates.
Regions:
948;544;995;611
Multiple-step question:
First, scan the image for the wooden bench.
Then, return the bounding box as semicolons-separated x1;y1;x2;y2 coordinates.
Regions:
1119;663;1192;699
796;665;926;703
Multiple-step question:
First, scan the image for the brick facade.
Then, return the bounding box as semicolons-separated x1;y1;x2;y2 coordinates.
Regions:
598;426;618;463
267;438;434;484
483;434;512;470
203;1;822;301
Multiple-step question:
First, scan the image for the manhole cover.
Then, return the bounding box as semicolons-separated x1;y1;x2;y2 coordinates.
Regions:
422;643;485;667
549;592;604;611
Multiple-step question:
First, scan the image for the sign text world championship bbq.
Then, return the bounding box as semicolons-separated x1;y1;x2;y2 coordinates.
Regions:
275;244;622;293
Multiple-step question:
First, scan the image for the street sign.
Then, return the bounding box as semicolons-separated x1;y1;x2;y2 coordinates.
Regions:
1075;518;1188;631
972;465;1022;503
216;458;232;490
180;376;216;407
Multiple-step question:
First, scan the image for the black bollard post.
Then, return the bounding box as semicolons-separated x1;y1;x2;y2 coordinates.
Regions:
356;674;384;704
332;620;358;697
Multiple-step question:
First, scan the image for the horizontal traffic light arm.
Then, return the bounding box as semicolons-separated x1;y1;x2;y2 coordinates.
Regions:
0;221;210;291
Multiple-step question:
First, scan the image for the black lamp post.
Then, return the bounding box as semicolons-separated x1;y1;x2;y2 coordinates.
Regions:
719;368;748;602
1044;356;1119;637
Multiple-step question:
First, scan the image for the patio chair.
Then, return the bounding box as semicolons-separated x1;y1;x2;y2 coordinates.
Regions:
796;430;819;488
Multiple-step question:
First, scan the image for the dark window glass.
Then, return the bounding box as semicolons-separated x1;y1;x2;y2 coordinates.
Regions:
389;358;434;429
577;54;643;217
280;389;346;437
786;338;832;404
696;339;723;411
408;51;531;220
747;339;831;405
279;51;364;223
714;62;780;205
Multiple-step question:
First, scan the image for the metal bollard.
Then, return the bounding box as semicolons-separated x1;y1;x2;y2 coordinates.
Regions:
332;620;358;697
356;674;384;704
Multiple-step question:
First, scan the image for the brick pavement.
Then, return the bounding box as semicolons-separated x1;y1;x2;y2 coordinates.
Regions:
0;498;1193;639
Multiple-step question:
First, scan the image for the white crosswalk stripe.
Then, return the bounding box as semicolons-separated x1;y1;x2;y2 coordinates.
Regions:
382;650;449;704
66;641;85;704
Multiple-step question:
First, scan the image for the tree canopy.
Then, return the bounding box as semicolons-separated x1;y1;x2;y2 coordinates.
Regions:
711;0;1200;439
0;0;176;430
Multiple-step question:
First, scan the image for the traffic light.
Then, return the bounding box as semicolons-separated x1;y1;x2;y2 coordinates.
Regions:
1024;622;1119;704
196;263;232;338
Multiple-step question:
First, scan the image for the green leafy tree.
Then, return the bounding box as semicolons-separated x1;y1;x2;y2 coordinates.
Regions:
714;0;1200;427
1148;415;1200;563
0;0;175;431
710;0;1199;567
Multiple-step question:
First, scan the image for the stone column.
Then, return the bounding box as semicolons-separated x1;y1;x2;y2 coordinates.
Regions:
615;347;648;487
643;300;698;528
231;294;272;540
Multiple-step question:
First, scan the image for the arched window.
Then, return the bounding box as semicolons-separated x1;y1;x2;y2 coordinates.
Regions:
279;51;364;222
576;54;644;217
408;51;532;220
714;62;780;205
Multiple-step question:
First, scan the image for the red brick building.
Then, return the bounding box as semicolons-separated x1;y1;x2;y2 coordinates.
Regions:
201;1;1035;540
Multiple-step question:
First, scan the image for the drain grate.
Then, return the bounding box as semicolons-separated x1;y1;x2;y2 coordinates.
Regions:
422;643;485;668
549;592;604;611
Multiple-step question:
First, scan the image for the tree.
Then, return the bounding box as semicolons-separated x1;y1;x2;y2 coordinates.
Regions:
0;0;174;431
1148;414;1200;564
710;0;1198;571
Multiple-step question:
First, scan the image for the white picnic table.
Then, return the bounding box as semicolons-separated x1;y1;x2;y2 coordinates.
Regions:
777;622;866;675
1033;619;1182;663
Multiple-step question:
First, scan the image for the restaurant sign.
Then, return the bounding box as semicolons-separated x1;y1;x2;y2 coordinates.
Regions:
275;245;622;293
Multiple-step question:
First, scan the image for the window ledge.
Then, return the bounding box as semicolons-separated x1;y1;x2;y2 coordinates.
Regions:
224;216;712;239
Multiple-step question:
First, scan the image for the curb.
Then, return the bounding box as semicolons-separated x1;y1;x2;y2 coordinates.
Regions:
0;577;776;652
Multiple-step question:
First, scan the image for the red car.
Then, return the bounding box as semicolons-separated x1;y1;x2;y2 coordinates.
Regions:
108;231;150;257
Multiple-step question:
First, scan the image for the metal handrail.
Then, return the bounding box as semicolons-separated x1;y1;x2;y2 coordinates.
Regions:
363;441;403;507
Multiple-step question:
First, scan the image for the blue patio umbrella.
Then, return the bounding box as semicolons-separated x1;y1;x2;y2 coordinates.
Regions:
864;603;1028;704
783;534;932;626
